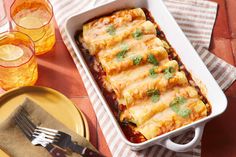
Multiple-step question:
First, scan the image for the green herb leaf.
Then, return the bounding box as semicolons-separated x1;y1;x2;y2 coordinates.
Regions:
147;89;159;96
164;66;175;79
132;56;142;65
171;104;180;113
169;97;186;112
116;44;129;60
151;94;160;103
132;29;143;40
149;67;158;78
170;97;190;118
178;109;191;118
147;89;160;103
116;51;126;60
106;25;116;36
147;54;159;65
170;97;186;107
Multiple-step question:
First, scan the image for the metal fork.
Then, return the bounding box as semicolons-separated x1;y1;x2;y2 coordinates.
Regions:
14;108;66;157
20;108;105;157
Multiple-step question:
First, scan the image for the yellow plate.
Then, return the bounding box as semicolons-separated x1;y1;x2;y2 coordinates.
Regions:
78;109;90;140
0;86;89;157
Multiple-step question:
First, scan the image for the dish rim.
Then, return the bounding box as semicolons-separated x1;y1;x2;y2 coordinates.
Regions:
64;0;227;150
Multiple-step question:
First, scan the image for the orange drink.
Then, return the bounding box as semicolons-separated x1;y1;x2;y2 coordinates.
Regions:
0;31;38;90
10;0;55;55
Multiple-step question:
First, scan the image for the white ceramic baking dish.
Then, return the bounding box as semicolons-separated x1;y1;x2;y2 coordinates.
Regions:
65;0;227;152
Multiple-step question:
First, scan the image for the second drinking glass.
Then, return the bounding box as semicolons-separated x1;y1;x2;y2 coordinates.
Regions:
0;31;38;90
10;0;56;55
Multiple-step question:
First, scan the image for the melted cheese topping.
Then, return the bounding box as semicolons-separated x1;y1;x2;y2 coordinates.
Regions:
80;8;208;140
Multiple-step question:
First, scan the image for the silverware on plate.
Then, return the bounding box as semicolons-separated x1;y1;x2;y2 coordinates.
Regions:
14;109;66;157
18;107;105;157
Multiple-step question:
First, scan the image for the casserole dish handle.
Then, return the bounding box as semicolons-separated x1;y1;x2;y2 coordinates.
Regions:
158;123;205;152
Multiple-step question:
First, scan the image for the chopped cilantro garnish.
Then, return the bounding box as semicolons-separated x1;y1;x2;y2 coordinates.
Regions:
170;97;186;107
147;54;159;65
169;97;191;118
132;56;142;65
147;89;160;103
164;66;175;79
132;29;143;40
116;51;126;60
149;67;158;78
147;89;159;96
151;94;160;103
171;104;180;113
178;109;191;118
106;25;116;36
116;44;129;60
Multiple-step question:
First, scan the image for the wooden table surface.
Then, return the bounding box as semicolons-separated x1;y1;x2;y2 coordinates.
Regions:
3;0;236;156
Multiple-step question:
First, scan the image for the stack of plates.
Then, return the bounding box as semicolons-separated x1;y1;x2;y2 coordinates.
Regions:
0;86;89;157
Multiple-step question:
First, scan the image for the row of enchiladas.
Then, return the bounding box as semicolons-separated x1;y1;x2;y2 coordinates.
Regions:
77;8;210;142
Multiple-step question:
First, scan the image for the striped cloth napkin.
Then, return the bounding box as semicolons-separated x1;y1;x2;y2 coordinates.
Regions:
50;0;236;156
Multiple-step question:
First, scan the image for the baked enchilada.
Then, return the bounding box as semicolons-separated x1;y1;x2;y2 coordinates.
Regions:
75;8;211;143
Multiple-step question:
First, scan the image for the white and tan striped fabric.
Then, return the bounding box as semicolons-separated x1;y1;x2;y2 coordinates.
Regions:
50;0;236;156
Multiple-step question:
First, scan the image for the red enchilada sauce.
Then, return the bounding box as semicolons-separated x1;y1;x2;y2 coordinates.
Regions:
75;8;210;143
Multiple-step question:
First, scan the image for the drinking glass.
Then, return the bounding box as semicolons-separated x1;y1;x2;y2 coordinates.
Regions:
10;0;55;55
0;0;9;33
0;31;38;90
